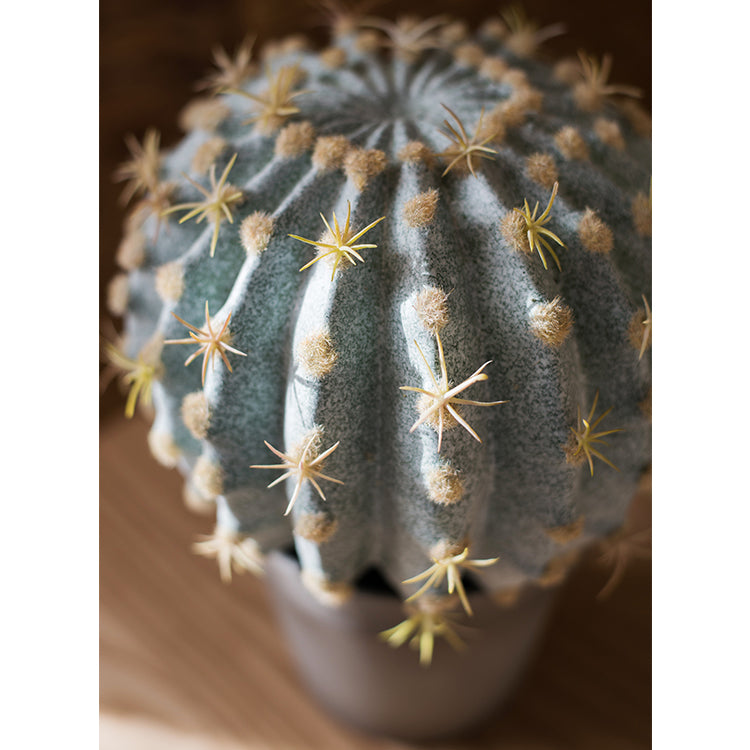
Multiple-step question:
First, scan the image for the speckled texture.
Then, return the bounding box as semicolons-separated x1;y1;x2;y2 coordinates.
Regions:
115;19;651;601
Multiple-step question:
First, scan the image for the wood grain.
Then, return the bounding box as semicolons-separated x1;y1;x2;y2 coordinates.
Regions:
100;413;651;749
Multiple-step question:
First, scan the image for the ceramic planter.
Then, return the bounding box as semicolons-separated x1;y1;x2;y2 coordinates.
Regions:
265;551;559;741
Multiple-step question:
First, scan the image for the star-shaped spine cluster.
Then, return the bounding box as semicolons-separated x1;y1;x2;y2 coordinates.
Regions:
251;429;344;515
401;331;506;452
163;154;244;257
290;201;385;280
165;301;247;385
106;5;651;668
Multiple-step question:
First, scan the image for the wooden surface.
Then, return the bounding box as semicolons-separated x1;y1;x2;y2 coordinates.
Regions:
100;3;652;743
100;413;651;749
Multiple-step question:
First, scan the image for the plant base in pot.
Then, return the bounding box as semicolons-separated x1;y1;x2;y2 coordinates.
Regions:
104;7;652;744
265;550;559;742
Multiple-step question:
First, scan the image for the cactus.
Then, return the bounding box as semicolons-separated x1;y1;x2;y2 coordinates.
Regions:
107;5;651;664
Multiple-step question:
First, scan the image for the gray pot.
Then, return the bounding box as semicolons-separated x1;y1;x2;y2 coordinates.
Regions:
265;551;559;742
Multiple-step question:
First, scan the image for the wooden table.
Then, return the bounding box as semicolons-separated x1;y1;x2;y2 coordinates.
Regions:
100;414;651;749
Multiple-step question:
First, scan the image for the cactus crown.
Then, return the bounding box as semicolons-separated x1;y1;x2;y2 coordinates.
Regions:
108;4;651;664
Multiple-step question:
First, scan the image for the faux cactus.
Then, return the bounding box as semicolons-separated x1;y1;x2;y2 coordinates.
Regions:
107;5;651;664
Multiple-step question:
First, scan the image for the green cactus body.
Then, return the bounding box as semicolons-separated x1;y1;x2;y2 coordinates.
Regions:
113;14;651;618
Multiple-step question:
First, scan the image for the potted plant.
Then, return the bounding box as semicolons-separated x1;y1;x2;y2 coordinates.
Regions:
104;3;651;740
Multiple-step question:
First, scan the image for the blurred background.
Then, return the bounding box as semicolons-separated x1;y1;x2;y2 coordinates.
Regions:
100;2;651;747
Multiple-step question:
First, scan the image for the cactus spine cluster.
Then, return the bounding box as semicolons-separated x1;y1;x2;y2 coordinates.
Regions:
107;5;651;664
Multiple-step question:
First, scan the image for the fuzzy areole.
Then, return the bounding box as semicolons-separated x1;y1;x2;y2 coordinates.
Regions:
108;4;651;667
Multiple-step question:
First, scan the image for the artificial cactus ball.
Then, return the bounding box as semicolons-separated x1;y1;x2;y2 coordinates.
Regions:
107;4;651;665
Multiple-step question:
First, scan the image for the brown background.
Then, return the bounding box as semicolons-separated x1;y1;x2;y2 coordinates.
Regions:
101;415;651;749
99;0;651;416
100;3;651;747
